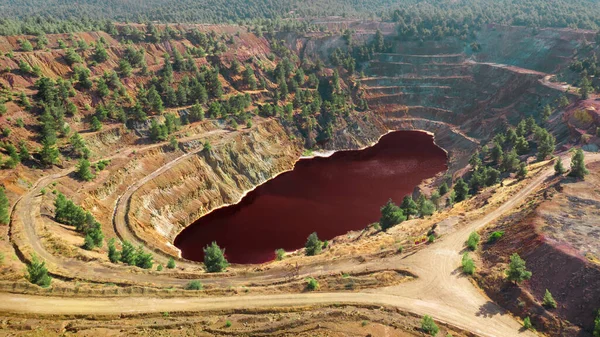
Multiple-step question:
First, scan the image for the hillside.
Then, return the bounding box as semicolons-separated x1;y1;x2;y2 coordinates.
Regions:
0;16;599;337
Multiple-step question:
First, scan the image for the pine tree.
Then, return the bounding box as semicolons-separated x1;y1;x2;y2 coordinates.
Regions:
40;139;60;166
27;255;51;287
453;178;469;202
0;187;9;225
107;238;120;263
400;195;418;217
203;241;229;272
554;157;566;175
120;240;137;266
76;158;94;181
569;148;588;179
379;199;406;230
505;253;532;284
517;162;528;180
305;232;323;256
543;289;557;309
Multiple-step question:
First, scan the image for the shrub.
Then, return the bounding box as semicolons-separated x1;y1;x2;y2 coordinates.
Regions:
397;245;404;254
186;280;203;290
305;232;323;256
157;264;163;271
462;253;475;275
225;320;232;328
523;317;532;330
543;289;557;309
306;277;319;291
167;257;176;269
487;231;504;243
421;315;439;336
466;232;480;251
428;234;436;243
275;248;285;261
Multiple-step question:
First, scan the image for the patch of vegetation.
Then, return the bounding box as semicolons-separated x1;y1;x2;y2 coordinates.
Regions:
421;315;439;336
306;277;319;291
466;232;480;251
204;241;229;272
506;253;532;284
186;280;203;290
305;232;323;256
487;231;504;243
462;253;475;275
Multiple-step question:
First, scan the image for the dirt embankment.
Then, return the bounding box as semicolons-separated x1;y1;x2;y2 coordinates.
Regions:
478;160;600;336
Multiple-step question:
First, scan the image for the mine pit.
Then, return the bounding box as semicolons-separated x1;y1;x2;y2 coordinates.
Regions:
175;130;447;263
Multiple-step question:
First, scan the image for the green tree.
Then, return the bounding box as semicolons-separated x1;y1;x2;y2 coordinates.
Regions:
40;139;60;166
167;257;176;269
438;182;449;195
305;232;323;256
120;240;137;266
516;162;528;180
204;241;229;272
543;289;557;309
505;253;532;284
0;187;9;225
419;199;436;217
107;238;120;263
93;42;109;63
569;148;588;179
466;232;480;251
19;39;33;52
554;157;566;175
27;255;51;287
421;315;439;336
118;59;132;77
90;116;102;131
400;195;418;218
453;178;469;202
379;199;406;231
536;130;555;161
135;245;153;269
76;158;94;181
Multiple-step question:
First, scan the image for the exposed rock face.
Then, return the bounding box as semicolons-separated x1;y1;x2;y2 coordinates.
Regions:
128;120;303;254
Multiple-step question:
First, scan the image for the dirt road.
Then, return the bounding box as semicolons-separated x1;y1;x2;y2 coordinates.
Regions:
8;154;588;336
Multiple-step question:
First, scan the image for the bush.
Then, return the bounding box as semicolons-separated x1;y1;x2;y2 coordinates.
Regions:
428;234;436;243
306;277;319;291
421;315;439;336
462;253;475;275
487;231;504;243
186;280;203;290
305;232;323;256
157;264;163;271
225;320;232;328
275;248;285;261
466;232;480;251
523;317;533;330
167;257;176;269
594;310;600;337
543;289;557;309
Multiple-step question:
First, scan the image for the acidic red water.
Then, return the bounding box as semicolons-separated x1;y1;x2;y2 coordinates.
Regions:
174;130;447;264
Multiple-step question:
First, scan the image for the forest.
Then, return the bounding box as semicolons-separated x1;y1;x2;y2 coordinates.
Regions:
1;0;600;35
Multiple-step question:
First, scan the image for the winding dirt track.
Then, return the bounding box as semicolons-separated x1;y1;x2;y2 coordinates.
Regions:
7;150;591;336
